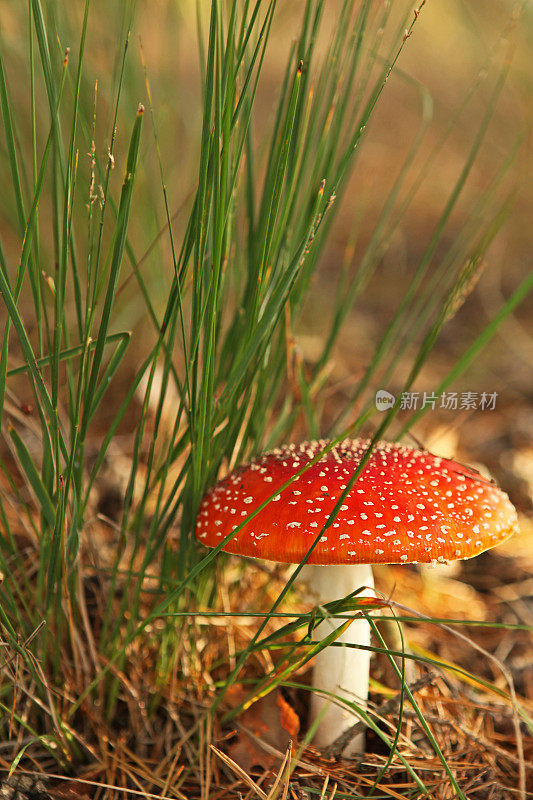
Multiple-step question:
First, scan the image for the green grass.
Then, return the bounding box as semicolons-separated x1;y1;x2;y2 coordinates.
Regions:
0;0;531;797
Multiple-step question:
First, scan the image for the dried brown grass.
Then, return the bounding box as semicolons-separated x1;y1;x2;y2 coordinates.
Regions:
1;484;532;798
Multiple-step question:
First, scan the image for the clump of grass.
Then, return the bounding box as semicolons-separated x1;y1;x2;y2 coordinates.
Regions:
0;0;532;797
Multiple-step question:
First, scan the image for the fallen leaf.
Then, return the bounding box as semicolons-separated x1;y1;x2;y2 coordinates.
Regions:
277;692;300;737
226;688;299;773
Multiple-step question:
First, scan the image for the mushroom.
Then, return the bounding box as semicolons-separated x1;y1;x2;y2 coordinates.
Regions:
195;438;518;755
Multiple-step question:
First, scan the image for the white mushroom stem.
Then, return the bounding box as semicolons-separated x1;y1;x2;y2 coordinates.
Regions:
303;563;374;755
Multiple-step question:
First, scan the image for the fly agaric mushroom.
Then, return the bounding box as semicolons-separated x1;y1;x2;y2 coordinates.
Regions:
195;438;518;755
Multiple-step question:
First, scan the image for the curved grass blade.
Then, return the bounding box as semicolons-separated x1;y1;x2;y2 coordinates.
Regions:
8;427;55;528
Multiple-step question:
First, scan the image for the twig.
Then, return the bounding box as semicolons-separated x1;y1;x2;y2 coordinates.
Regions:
399;709;533;770
323;674;436;757
210;745;269;800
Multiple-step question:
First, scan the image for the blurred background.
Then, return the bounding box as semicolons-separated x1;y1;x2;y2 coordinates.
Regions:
3;0;531;487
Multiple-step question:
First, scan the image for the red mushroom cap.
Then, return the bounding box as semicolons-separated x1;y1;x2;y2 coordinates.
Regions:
195;439;518;565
